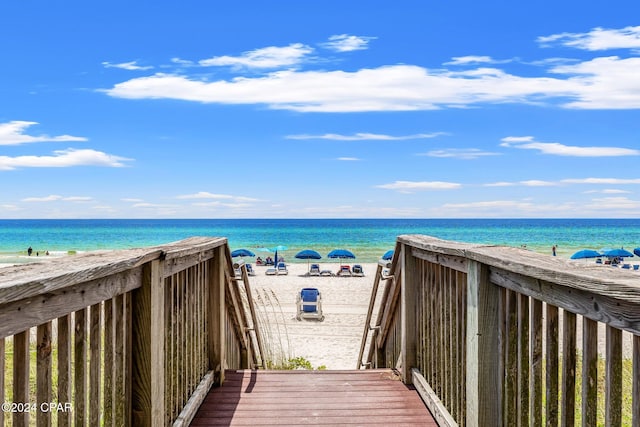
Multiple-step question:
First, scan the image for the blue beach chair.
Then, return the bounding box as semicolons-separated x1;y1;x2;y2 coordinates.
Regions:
296;288;324;321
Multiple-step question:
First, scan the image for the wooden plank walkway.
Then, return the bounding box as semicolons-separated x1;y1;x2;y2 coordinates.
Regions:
190;369;438;426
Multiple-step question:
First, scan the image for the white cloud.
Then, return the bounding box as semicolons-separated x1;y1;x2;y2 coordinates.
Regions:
102;61;153;71
583;189;631;194
286;132;445;141
376;180;462;192
584;196;640;210
500;136;640;157
548;56;640;109
199;43;313;69
421;148;500;159
21;195;93;202
0;149;132;170
561;178;640;185
337;157;360;161
321;34;376;52
485;182;515;187
444;56;512;65
176;191;260;202
106;58;626;112
519;180;558;187
538;26;640;51
0;121;87;146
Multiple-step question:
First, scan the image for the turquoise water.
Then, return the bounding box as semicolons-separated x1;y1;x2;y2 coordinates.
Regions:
1;219;640;265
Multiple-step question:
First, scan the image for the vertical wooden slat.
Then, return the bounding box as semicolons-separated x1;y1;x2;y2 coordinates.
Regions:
546;304;559;427
561;310;576;427
400;243;417;384
518;294;529;427
582;318;598;427
104;299;114;427
210;248;226;385
458;270;466;426
633;334;639;427
0;338;6;425
530;299;543;427
125;291;133;427
13;330;30;427
504;290;518;426
90;303;102;426
74;308;87;427
165;276;172;427
58;315;72;427
37;322;52;427
605;326;622;427
451;267;458;421
131;259;165;427
0;337;4;427
114;295;125;424
466;260;501;427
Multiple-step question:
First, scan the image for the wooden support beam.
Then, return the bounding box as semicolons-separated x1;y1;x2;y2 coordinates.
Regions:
400;243;417;384
131;259;165;427
466;260;501;427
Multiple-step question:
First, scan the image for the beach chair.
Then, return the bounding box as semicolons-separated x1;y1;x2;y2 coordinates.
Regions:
352;264;364;277
296;288;324;321
246;263;256;276
336;265;352;277
276;262;288;275
265;267;277;275
320;269;333;277
634;265;639;271
309;263;321;276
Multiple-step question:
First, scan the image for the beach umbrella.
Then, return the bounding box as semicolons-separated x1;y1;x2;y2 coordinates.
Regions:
295;249;322;272
327;249;355;267
570;249;602;260
634;248;640;257
602;248;634;258
382;250;394;261
231;248;255;258
327;249;355;259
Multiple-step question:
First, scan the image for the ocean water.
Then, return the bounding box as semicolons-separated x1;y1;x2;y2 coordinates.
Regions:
1;218;639;266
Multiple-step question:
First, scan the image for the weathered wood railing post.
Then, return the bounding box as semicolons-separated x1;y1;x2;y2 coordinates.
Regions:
131;259;165;426
209;245;226;385
466;260;501;426
400;243;417;384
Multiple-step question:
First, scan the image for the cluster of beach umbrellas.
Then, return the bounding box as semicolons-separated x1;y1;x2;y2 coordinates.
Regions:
570;247;637;260
230;246;398;273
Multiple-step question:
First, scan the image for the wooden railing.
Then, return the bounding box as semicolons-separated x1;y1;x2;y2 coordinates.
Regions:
0;237;263;427
360;234;640;427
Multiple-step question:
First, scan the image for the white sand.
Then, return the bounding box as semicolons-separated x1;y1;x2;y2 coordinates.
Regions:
247;262;382;370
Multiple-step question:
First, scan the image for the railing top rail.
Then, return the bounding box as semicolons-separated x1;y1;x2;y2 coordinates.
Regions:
398;234;640;301
0;236;227;303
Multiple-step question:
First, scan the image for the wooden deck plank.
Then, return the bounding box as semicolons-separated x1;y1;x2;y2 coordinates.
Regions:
190;369;437;426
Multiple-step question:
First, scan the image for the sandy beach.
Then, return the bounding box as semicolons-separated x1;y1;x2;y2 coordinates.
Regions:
247;262;382;370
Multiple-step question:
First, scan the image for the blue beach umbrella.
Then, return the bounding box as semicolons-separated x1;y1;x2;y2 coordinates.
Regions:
570;249;602;260
327;249;355;267
231;248;255;258
634;248;640;257
602;248;634;258
327;249;356;259
295;249;322;260
295;249;322;271
382;250;394;261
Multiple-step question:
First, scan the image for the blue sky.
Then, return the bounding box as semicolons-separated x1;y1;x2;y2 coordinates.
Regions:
1;1;639;218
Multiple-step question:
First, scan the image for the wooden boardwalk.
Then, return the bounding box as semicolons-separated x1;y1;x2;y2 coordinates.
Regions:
190;369;438;426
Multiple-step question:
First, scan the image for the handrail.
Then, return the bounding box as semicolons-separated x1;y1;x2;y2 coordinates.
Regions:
362;234;640;427
0;237;264;427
